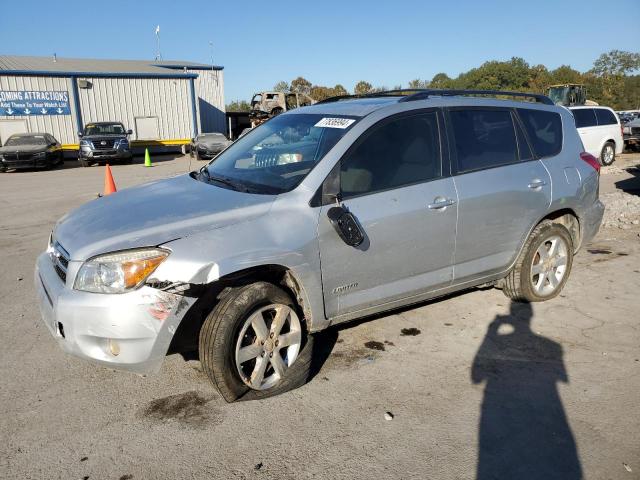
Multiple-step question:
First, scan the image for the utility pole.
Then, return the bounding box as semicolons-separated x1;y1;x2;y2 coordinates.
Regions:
154;25;162;61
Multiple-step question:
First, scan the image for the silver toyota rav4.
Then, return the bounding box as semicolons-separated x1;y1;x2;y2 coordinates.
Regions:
35;89;604;401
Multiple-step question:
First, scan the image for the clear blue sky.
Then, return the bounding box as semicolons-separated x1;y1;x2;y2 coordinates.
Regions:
1;0;638;103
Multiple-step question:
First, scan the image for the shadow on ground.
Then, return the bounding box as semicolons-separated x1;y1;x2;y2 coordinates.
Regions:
615;166;640;196
472;302;582;479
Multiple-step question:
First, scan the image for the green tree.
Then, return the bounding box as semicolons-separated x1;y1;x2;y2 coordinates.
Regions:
290;77;312;95
333;84;348;96
273;81;290;92
592;50;640;77
408;78;429;89
430;73;454;89
549;65;583;85
226;100;251;112
354;81;373;95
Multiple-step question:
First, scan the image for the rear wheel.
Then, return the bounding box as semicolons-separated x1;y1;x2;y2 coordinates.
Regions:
199;281;313;402
502;221;573;302
600;141;615;166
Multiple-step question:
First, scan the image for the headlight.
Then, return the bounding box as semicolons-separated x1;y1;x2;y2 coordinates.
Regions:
80;140;92;148
74;248;169;294
117;139;130;149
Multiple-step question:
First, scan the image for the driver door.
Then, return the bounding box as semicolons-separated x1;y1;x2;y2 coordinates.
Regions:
317;110;458;319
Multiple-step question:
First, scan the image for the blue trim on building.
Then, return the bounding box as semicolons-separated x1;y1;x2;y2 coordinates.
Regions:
70;76;83;136
0;69;198;79
189;77;198;137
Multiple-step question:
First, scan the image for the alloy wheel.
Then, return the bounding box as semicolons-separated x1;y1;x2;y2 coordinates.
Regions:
530;235;569;297
234;304;302;390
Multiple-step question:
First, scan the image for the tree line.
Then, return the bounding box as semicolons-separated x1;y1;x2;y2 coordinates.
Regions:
227;50;640;111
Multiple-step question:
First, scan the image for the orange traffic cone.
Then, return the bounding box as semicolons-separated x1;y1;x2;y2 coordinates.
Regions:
103;164;117;195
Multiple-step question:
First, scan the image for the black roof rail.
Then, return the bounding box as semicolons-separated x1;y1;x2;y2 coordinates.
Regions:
399;89;554;105
316;89;426;104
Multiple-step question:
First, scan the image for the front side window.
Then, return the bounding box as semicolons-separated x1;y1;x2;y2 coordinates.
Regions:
518;109;563;158
201;113;358;194
340;112;441;198
449;109;518;173
595;108;617;126
572;109;597;128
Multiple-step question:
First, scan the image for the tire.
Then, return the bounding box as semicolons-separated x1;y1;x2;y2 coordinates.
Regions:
56;152;64;166
79;158;91;168
199;281;313;402
502;221;574;302
122;156;133;164
600;141;615;166
195;151;203;160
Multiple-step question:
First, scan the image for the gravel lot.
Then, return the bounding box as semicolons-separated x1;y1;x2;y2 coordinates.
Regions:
1;153;639;480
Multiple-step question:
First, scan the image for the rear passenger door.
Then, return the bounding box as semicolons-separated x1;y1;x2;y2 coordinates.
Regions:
318;110;457;319
446;107;552;283
572;108;599;156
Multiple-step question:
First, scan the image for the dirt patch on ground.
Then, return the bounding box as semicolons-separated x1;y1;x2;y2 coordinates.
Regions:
400;328;421;336
138;391;220;427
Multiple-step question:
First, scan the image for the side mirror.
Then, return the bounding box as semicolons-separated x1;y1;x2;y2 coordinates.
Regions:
327;205;365;247
126;129;133;135
77;132;83;138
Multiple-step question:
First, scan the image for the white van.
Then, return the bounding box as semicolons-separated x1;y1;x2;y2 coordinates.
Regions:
569;106;623;165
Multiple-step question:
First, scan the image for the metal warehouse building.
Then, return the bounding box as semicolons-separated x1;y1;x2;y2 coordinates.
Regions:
0;55;225;151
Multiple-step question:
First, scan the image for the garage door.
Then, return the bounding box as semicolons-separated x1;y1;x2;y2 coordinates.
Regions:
134;116;159;140
0;119;28;146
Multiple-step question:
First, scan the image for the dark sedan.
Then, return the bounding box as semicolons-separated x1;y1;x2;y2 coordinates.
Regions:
0;133;64;171
190;132;231;160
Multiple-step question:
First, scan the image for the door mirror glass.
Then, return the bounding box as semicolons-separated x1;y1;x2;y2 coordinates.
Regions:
126;129;133;135
327;205;364;247
77;132;83;138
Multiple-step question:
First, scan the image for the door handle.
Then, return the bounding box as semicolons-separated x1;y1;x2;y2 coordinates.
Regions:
528;179;547;189
428;197;456;210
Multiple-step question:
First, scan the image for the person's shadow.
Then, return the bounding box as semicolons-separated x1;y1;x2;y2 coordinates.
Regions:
471;302;582;480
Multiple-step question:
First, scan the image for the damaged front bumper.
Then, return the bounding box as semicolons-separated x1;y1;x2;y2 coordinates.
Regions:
34;252;197;375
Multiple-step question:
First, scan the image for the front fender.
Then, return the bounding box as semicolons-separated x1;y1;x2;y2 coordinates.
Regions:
149;201;328;332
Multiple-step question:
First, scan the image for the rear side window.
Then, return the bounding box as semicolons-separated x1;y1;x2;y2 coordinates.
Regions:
517;109;563;158
595;108;618;126
449;109;518;173
340;112;441;198
572;109;597;128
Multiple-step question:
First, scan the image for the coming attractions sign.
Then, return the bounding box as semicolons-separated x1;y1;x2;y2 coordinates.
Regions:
0;90;71;116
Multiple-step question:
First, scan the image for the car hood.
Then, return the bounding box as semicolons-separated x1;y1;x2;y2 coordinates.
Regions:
626;119;640;128
0;144;47;154
53;173;276;261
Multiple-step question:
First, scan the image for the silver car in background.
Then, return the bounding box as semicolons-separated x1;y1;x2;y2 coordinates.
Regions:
190;132;231;160
35;89;604;402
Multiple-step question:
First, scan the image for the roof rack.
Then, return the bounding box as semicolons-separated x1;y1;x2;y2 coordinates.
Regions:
316;89;425;104
399;89;554;105
317;89;554;105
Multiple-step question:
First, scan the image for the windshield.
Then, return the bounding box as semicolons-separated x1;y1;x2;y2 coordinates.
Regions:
5;135;47;146
548;87;569;105
200;113;358;194
198;133;226;142
84;124;125;136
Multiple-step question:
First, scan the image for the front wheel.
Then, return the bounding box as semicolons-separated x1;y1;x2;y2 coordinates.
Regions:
600;141;615;166
199;282;312;402
79;158;92;168
502;221;574;302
